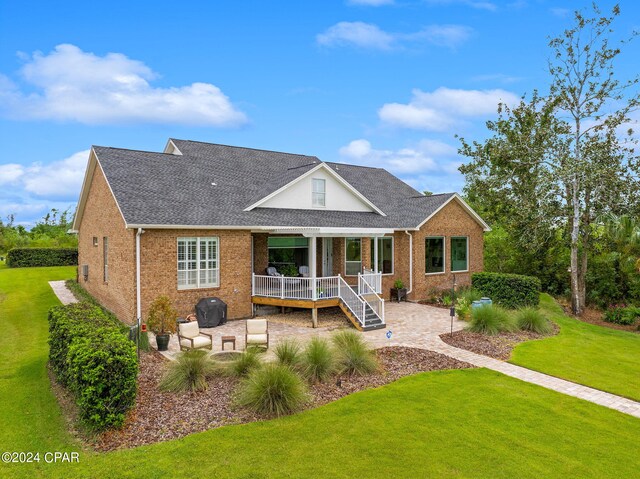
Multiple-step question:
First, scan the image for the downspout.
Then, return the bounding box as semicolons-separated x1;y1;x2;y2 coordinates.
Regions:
136;228;144;323
404;231;413;295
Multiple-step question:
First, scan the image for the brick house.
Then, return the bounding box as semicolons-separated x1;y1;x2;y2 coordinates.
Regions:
72;139;489;331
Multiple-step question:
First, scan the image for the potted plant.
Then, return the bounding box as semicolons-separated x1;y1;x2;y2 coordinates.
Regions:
147;295;178;351
391;279;408;303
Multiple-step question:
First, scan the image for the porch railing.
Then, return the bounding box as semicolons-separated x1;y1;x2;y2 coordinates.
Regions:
358;274;385;322
252;273;384;329
252;275;340;301
337;275;367;328
359;270;382;294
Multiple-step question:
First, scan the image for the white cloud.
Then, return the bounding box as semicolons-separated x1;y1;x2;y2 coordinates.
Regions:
550;8;570;18
404;25;473;48
317;22;395;50
23;150;89;198
378;87;519;131
425;0;497;11
0;44;247;127
0;149;89;200
339;138;457;174
347;0;394;5
0;164;25;185
316;22;472;51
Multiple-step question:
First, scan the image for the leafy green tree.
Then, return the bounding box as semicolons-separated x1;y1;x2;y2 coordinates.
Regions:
460;4;640;315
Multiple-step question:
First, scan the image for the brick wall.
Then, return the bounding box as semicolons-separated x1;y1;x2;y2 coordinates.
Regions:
140;229;253;321
252;233;269;274
409;199;484;300
77;163;136;323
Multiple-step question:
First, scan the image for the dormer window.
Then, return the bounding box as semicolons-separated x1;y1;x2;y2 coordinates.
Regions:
312;178;326;207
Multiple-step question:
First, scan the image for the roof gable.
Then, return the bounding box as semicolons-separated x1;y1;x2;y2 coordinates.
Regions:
244;163;385;216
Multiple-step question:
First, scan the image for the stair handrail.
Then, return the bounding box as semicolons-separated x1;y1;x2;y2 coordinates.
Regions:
337;275;367;328
359;275;385;323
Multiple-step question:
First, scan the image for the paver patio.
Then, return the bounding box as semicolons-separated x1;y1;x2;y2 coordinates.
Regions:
49;281;640;419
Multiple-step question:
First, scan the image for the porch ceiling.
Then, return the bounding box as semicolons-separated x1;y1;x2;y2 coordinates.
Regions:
260;227;394;237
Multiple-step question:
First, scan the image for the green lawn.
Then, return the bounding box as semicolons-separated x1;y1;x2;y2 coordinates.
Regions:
1;267;639;478
0;265;78;476
511;294;640;401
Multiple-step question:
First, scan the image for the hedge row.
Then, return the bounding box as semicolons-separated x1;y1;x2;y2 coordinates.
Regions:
7;248;78;268
48;302;137;431
472;272;541;308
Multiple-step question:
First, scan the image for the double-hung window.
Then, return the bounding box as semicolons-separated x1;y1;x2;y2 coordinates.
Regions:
177;237;219;289
425;237;445;274
312;178;326;207
450;236;468;272
370;237;393;274
345;237;362;276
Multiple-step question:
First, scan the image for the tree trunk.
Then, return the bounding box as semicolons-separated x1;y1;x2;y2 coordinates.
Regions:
570;174;583;315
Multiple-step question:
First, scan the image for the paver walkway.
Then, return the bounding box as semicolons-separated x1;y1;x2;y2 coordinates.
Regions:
49;280;78;305
47;282;640;419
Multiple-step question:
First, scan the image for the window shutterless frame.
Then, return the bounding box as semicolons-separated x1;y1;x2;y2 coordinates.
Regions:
312;178;326;207
103;237;108;282
425;236;445;275
177;237;220;289
450;236;469;272
344;237;362;276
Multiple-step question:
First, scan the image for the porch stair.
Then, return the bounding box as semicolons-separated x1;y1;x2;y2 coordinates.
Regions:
337;276;386;331
337;302;384;331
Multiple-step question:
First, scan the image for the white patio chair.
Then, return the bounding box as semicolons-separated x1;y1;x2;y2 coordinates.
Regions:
299;265;310;277
177;321;213;351
245;319;269;349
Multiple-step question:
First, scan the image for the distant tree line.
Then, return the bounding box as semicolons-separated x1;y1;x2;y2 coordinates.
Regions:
0;208;78;257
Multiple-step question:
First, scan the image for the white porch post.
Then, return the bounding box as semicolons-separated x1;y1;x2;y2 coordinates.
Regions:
373;236;379;274
309;236;317;301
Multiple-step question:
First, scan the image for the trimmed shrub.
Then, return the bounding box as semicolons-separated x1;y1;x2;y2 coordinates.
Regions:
48;302;137;431
7;248;77;268
467;304;515;335
67;329;138;429
48;302;122;386
331;330;378;376
516;307;552;334
274;339;302;368
300;337;335;383
235;364;308;417
227;347;262;377
65;280;124;329
160;350;218;392
472;272;541;308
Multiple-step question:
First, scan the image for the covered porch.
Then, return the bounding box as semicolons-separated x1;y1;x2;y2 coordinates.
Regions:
251;227;391;330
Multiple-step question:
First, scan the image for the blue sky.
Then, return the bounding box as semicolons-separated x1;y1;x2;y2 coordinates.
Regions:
0;0;638;226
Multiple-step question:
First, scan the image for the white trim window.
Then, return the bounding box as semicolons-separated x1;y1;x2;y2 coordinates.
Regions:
425;236;445;274
103;237;108;282
370;237;394;274
345;237;362;276
450;236;469;272
312;178;326;207
177;237;219;289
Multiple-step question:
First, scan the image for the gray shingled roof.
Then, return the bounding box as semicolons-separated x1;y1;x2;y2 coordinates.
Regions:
92;139;457;229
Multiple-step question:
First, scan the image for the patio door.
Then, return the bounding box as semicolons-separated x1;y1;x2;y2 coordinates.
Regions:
322;238;333;276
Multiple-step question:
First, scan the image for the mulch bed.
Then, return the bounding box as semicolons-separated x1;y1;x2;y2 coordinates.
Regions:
439;324;559;360
84;347;473;451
